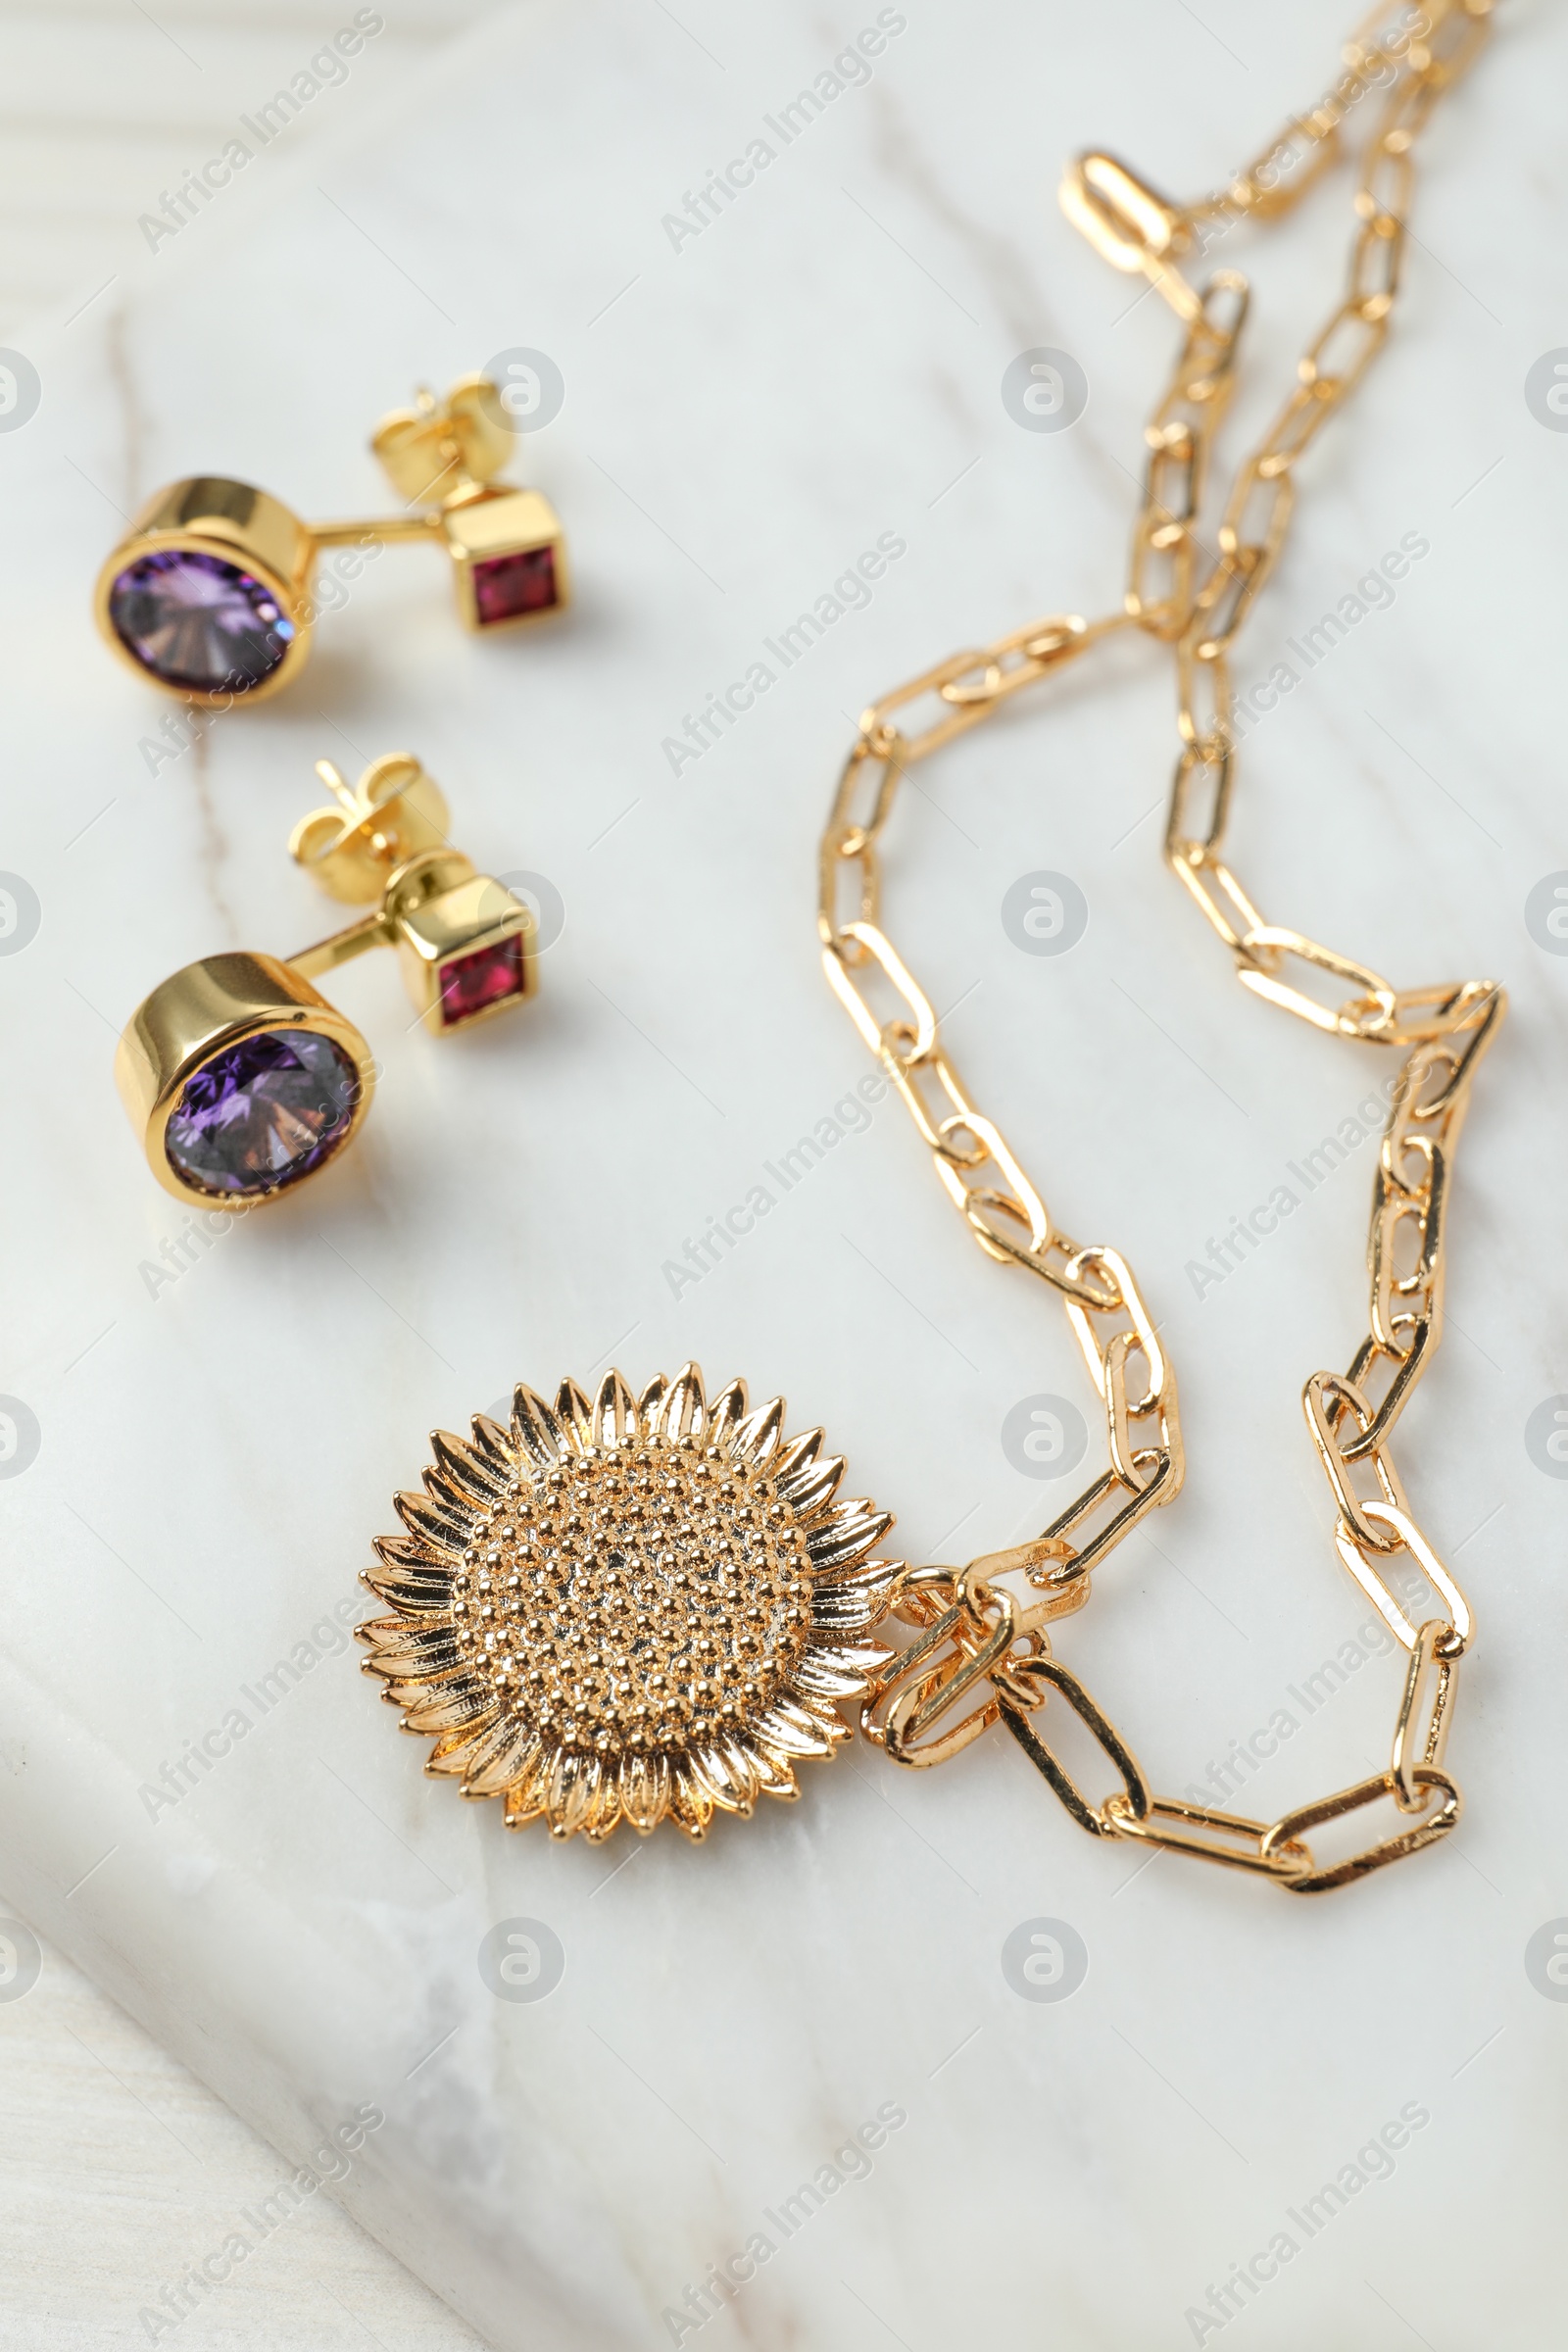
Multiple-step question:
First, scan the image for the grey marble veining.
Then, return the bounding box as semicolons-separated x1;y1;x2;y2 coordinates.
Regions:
3;3;1567;2345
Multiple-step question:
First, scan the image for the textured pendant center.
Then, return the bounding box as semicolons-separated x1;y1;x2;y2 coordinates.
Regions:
450;1446;814;1752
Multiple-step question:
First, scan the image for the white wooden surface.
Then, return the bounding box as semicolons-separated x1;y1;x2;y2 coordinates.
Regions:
1;9;491;2340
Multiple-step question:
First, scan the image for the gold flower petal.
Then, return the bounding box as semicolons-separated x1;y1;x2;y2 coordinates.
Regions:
392;1491;467;1558
363;1593;449;1638
361;1632;462;1683
401;1682;498;1736
364;1627;463;1684
690;1741;757;1816
731;1395;784;1465
791;1691;856;1740
789;1646;889;1701
368;1543;461;1599
356;1610;420;1645
802;1636;895;1671
467;1413;518;1479
593;1369;638;1449
750;1700;834;1759
462;1722;542;1797
785;1691;853;1742
546;1747;602;1840
513;1385;570;1469
773;1429;821;1484
438;1717;516;1780
811;1560;900;1631
420;1468;486;1527
372;1532;453;1577
555;1378;594;1450
364;1580;446;1618
423;1724;494;1777
619;1750;670;1835
582;1771;622;1844
422;1721;496;1768
792;1473;855;1527
505;1748;554;1827
706;1378;749;1450
743;1741;801;1801
430;1429;512;1507
637;1372;668;1423
714;1735;763;1808
808;1504;894;1572
668;1760;714;1841
781;1451;849;1521
659;1362;707;1446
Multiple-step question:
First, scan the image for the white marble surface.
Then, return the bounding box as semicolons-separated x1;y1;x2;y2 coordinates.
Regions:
0;0;495;338
4;2;1568;2346
0;1928;483;2349
2;7;501;2340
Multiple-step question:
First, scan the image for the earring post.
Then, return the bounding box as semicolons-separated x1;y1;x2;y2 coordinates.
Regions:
311;513;445;551
314;760;361;816
287;908;396;980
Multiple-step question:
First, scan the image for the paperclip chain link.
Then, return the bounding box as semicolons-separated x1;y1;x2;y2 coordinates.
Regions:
825;0;1503;1893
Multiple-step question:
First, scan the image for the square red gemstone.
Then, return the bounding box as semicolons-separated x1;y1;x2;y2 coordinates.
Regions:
471;544;559;625
438;934;526;1027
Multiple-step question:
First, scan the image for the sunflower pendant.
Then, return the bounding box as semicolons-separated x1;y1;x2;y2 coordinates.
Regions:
358;1365;903;1842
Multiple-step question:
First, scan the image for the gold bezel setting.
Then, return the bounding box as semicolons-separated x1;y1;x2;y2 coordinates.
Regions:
385;856;537;1032
442;487;569;633
94;478;315;708
115;953;373;1210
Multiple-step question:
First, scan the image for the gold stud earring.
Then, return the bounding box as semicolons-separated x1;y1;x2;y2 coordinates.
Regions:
116;753;536;1207
94;375;568;706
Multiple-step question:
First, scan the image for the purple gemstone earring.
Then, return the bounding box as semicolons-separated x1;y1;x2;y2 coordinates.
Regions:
116;754;538;1207
93;375;569;707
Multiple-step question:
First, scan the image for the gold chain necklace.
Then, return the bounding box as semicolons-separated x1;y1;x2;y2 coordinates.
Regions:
815;0;1500;1892
361;0;1501;1888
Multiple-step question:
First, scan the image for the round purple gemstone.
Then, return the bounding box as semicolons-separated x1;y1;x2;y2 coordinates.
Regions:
166;1028;360;1199
108;548;296;694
